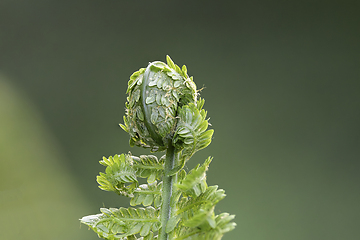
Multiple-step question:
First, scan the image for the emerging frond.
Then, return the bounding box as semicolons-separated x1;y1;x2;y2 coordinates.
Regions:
80;206;160;240
127;68;146;94
130;181;163;208
196;98;205;111
166;55;189;79
175;213;236;240
177;186;226;217
166;185;226;234
173;103;214;160
175;157;212;197
132;155;165;183
97;154;138;197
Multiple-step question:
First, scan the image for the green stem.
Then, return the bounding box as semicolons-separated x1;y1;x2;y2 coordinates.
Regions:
159;143;177;240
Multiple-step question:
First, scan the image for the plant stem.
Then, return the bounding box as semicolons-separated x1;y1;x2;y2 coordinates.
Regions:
159;143;177;240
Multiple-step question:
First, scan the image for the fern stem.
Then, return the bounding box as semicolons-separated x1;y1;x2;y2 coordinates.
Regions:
159;143;177;240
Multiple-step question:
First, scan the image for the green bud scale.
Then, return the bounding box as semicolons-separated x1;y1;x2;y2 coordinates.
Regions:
120;56;197;152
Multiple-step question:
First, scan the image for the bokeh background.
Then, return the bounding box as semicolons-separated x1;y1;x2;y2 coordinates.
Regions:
1;1;359;239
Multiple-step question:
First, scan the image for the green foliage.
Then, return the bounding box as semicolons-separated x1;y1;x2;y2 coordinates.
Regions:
132;155;165;183
175;157;212;198
97;154;138;197
80;206;160;239
81;56;235;240
173;101;214;160
175;213;236;240
130;181;163;208
171;186;228;234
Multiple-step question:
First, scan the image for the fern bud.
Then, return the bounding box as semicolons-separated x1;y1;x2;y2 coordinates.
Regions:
120;56;197;152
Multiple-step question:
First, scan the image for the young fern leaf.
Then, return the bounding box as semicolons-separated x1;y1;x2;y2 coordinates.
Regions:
132;155;165;183
80;206;160;239
166;185;226;234
175;213;236;240
173;103;214;160
175;157;212;197
97;154;138;197
130;181;163;208
177;185;226;218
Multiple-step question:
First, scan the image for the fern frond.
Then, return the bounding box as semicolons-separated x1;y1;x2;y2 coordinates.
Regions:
175;213;236;240
173;103;214;159
166;185;226;234
123;231;157;240
177;185;226;216
130;181;163;208
196;98;205;111
175;157;212;197
80;206;160;239
127;68;146;94
132;155;165;183
97;154;138;197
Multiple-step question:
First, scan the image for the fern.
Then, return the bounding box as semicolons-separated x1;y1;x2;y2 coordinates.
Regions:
173;102;214;160
175;213;236;240
132;155;165;183
80;206;160;239
97;154;138;197
130;181;163;208
81;56;236;240
175;157;212;197
165;185;226;234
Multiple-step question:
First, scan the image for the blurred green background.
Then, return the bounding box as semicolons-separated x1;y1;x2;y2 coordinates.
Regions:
0;1;359;239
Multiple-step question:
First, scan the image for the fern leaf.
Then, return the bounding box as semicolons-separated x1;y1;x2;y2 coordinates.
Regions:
177;185;226;216
130;181;163;208
127;68;146;94
132;155;164;183
175;213;236;240
119;115;129;133
182;205;215;229
166;55;176;70
121;231;156;240
175;157;212;197
97;154;138;197
181;65;188;78
80;206;160;239
196;98;205;111
167;185;226;235
173;103;214;159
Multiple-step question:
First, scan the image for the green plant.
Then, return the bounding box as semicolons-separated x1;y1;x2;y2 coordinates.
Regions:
80;56;236;240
